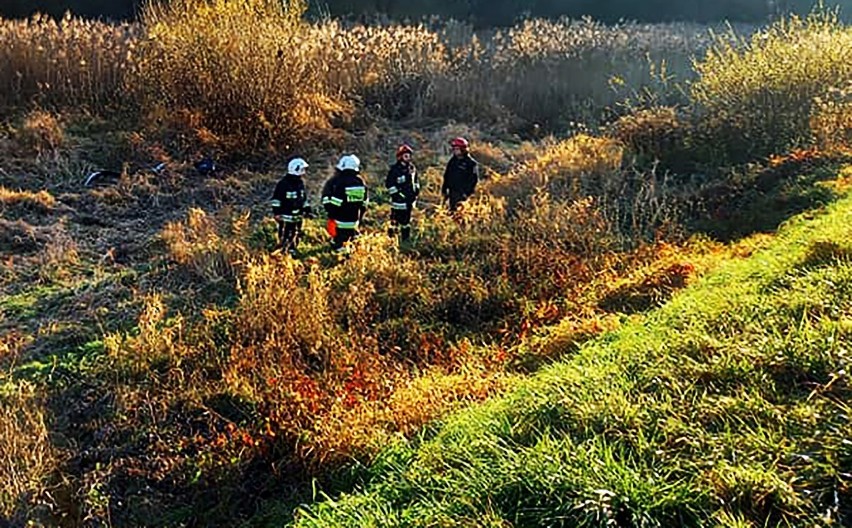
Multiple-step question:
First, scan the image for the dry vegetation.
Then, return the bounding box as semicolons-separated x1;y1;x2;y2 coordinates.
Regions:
691;11;852;163
0;382;56;523
0;13;138;110
1;0;721;153
0;2;851;527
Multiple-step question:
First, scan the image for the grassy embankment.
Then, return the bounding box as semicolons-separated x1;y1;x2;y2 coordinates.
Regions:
290;167;852;527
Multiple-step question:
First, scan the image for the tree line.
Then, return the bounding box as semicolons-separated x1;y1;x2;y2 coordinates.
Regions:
0;0;847;25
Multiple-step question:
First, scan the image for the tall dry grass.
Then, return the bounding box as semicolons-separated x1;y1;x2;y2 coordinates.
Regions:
0;13;137;111
134;0;349;151
161;207;250;283
0;6;718;151
0;381;57;522
438;18;710;128
307;21;449;119
486;134;678;244
811;81;852;153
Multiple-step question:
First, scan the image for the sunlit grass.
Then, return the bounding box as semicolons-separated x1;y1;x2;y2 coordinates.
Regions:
291;169;852;527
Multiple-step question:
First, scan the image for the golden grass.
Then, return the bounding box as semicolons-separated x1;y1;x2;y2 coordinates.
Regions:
0;381;56;520
0;186;56;214
161;208;249;283
0;6;716;151
17;110;65;155
0;13;137;110
517;135;624;192
607;106;690;169
135;0;349;151
811;81;852;154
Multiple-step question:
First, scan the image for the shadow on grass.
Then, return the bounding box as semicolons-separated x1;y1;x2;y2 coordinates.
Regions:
688;159;843;243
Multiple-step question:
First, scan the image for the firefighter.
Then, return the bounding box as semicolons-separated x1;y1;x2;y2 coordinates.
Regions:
441;137;478;212
321;154;368;251
270;157;312;255
386;143;420;243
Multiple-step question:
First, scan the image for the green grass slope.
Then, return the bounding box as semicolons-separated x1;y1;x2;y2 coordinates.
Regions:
289;175;852;527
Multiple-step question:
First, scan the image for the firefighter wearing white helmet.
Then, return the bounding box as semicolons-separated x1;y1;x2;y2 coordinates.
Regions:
322;154;368;251
270;157;313;255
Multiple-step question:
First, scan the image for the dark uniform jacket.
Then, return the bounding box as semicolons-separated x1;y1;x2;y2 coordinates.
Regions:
322;169;368;229
271;174;309;223
385;161;420;210
441;154;478;198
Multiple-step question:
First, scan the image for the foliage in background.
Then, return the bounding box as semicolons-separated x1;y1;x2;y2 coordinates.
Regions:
134;0;350;152
690;10;852;164
0;14;138;110
2;0;852;25
0;5;716;150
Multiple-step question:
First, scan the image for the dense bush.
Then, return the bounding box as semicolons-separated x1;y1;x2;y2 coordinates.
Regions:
690;10;852;164
134;0;351;152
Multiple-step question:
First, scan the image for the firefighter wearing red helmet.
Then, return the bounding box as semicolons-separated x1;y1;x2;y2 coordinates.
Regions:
441;137;478;211
385;143;420;243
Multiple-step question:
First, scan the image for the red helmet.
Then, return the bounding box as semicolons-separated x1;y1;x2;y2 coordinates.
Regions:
396;144;414;159
450;137;469;151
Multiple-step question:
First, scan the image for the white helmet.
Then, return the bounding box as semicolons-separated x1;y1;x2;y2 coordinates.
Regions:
288;157;308;176
336;154;360;172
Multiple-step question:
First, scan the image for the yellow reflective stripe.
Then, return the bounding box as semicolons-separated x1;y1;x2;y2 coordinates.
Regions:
344;186;366;202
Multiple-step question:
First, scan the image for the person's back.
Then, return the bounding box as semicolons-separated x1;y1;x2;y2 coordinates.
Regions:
271;173;307;221
322;155;367;250
324;170;366;227
271;158;311;254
